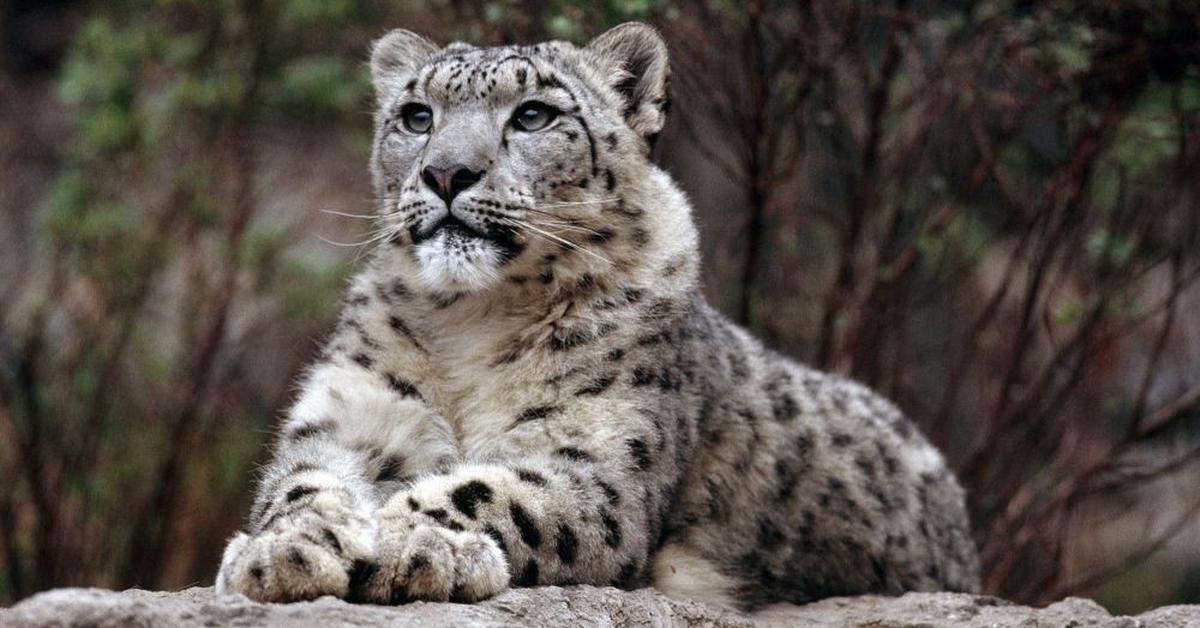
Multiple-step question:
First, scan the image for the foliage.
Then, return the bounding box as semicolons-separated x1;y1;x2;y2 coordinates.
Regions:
1;0;375;596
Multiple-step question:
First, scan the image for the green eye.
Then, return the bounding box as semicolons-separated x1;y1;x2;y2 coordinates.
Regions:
512;101;558;132
401;103;433;134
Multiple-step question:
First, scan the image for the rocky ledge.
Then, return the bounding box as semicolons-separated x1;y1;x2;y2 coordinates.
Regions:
2;585;1197;627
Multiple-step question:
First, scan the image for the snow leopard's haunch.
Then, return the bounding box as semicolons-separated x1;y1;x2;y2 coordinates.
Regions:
215;22;981;608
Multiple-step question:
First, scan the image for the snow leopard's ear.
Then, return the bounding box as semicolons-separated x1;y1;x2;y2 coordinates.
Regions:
371;29;439;107
586;22;671;145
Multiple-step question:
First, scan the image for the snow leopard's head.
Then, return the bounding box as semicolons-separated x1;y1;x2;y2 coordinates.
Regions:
368;23;670;294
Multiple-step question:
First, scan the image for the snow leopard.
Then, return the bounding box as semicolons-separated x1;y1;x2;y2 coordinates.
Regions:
215;22;981;608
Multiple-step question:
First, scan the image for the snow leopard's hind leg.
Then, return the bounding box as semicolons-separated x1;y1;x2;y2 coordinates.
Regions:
651;325;980;608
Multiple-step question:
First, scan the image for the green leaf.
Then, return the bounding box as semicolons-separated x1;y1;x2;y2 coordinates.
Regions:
273;56;366;117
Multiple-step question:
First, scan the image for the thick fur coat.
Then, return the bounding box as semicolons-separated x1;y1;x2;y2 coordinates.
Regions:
215;23;980;608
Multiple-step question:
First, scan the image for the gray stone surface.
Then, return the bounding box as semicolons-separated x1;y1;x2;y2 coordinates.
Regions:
2;586;1197;627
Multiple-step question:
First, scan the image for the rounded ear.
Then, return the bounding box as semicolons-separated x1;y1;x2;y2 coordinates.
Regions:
370;29;439;107
585;22;671;145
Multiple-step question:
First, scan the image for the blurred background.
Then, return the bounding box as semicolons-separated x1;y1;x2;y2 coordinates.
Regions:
2;0;1199;613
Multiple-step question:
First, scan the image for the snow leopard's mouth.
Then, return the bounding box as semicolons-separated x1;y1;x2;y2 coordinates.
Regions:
410;214;484;244
410;214;523;261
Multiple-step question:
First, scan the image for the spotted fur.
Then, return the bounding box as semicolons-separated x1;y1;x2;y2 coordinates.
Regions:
215;22;980;608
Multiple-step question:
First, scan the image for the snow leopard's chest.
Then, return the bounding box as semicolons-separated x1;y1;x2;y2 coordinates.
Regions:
392;291;675;461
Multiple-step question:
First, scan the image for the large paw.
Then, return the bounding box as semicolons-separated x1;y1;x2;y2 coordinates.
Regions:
352;510;509;604
216;493;374;603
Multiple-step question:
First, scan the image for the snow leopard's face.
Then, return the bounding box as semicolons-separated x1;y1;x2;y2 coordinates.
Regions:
368;25;670;293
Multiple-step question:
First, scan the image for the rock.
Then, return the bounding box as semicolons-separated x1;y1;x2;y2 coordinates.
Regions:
2;586;1197;627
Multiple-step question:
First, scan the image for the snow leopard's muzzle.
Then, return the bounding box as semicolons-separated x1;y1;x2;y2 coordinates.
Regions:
408;163;523;262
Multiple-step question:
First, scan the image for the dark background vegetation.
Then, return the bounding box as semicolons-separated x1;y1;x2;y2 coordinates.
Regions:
2;0;1199;613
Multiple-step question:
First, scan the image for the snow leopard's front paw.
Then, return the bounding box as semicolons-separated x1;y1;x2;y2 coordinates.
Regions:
352;504;509;604
215;493;374;603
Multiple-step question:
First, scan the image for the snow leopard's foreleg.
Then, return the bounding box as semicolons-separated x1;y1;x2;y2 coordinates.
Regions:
351;387;684;604
216;303;459;602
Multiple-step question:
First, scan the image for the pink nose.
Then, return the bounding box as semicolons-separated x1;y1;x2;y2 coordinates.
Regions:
421;165;484;205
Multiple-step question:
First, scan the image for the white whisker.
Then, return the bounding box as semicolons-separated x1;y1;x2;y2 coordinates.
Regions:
320;209;385;220
523;219;606;237
316;230;394;248
500;217;611;265
533;197;620;209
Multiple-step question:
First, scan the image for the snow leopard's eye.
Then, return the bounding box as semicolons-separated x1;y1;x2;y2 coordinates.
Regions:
400;103;433;134
511;101;558;132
